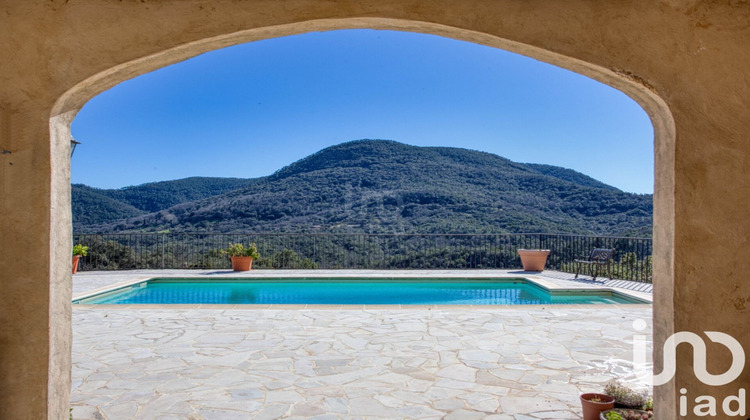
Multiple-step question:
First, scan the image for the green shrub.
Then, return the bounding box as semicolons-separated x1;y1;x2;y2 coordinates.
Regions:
221;243;260;259
72;244;89;256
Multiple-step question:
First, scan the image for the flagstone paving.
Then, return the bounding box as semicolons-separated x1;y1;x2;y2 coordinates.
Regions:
71;270;653;419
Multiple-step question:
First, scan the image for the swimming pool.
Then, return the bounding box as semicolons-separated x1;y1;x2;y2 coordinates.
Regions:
72;278;649;305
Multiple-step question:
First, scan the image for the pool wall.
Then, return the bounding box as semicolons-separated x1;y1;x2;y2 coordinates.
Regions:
72;273;652;305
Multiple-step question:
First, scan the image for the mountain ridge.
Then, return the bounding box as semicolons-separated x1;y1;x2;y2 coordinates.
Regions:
74;139;652;236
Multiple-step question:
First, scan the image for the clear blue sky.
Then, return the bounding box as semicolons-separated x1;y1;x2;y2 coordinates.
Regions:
71;29;654;194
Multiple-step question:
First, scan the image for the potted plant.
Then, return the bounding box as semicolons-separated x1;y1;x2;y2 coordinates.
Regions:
72;244;88;274
222;243;260;271
600;380;653;418
517;248;551;271
600;408;653;420
580;393;615;420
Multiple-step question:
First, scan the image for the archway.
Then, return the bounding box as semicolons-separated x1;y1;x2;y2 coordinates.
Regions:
55;17;674;417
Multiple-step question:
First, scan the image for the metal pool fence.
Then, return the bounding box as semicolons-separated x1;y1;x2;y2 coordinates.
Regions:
72;233;653;282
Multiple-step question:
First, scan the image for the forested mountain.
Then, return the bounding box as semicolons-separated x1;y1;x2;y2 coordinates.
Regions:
72;185;146;226
72;177;259;224
74;140;652;236
524;163;620;192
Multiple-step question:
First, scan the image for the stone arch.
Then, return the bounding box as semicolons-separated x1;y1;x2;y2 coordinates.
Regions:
4;2;749;419
53;17;675;415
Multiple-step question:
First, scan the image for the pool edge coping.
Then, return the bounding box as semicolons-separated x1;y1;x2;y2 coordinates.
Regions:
72;272;653;306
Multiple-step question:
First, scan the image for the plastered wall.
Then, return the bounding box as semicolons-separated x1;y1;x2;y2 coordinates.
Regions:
1;1;748;418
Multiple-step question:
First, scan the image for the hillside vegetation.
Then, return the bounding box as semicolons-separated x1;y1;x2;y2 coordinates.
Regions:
74;140;652;236
72;177;258;222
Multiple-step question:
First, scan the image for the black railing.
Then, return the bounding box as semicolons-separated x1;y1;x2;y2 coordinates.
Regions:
72;233;653;282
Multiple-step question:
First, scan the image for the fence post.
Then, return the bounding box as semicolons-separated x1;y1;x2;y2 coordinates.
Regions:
161;233;165;269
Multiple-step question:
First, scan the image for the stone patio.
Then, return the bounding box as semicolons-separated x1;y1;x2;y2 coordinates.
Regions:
71;270;653;419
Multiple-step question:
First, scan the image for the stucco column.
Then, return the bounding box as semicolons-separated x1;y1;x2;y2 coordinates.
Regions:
659;106;750;417
0;104;72;419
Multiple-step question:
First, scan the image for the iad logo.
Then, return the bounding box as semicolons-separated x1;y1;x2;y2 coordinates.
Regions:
632;320;747;416
633;320;745;386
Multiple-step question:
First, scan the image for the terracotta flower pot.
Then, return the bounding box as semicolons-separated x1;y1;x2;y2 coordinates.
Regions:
230;256;254;271
517;249;550;271
72;255;81;274
580;393;615;420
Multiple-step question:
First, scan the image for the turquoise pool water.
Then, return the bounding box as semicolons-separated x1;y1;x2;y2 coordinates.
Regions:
73;278;647;305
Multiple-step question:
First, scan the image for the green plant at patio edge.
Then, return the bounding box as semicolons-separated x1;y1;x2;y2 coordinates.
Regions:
221;243;260;259
72;244;89;256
